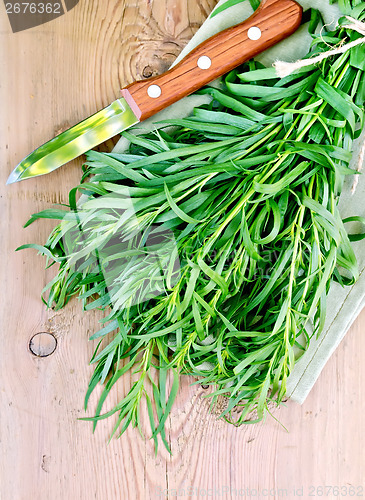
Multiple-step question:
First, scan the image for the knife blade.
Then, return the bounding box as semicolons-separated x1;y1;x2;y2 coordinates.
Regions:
7;0;302;184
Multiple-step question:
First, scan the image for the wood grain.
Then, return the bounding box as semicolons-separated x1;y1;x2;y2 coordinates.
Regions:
122;0;302;120
1;1;364;500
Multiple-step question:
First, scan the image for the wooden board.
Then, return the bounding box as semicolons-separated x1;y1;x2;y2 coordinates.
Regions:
1;2;364;499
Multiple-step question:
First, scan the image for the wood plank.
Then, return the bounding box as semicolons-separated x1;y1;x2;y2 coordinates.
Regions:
1;2;364;499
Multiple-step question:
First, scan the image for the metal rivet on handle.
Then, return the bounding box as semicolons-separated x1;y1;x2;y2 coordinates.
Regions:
248;26;262;41
197;55;212;70
147;84;162;98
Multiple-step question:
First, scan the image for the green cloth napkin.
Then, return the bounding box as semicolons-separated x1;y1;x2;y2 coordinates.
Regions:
113;0;365;404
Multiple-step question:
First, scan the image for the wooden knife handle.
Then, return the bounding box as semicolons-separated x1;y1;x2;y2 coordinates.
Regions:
121;0;302;121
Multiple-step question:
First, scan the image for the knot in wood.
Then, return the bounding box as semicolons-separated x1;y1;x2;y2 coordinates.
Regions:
29;332;57;357
142;65;154;78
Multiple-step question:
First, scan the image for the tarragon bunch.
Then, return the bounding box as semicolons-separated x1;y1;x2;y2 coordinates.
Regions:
20;1;365;452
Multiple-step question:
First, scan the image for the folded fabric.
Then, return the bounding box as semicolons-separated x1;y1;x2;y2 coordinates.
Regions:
114;0;365;404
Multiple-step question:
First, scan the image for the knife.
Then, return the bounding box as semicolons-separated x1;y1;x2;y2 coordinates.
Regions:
7;0;302;184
